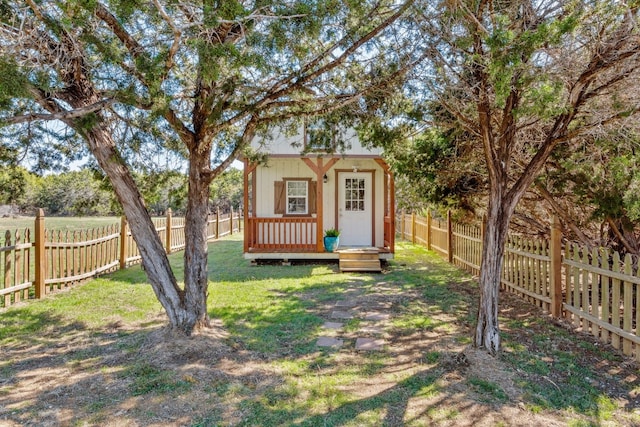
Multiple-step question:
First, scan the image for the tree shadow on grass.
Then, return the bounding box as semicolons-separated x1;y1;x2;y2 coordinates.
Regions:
1;237;638;426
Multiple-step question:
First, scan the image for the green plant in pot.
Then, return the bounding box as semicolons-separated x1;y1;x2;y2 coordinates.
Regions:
323;228;340;252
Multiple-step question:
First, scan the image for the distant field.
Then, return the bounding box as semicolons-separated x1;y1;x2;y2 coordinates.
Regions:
0;216;120;234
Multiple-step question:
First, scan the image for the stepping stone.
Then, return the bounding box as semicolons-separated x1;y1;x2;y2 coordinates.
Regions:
331;310;354;320
364;312;390;321
316;337;343;348
370;302;392;310
323;321;344;330
355;338;384;351
335;300;357;308
360;325;383;334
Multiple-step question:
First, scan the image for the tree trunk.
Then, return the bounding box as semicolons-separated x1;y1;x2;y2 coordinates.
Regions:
474;195;511;354
84;124;205;335
182;150;212;331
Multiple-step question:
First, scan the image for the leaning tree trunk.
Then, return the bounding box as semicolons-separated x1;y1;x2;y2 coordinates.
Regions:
474;194;512;354
84;124;205;334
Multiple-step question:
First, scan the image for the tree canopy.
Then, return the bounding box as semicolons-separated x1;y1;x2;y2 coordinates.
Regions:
0;0;417;334
403;0;640;353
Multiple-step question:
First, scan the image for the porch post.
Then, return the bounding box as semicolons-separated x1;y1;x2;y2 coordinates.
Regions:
389;169;395;253
302;157;339;253
316;157;324;253
243;159;250;253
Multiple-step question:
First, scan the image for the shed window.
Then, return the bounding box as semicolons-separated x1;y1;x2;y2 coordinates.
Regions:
274;179;316;215
305;119;336;152
286;181;308;214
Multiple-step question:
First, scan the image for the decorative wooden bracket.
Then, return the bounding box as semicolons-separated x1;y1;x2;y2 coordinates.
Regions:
374;158;391;174
302;157;339;176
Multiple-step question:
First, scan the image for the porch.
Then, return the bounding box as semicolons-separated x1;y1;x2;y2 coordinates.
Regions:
243;216;394;260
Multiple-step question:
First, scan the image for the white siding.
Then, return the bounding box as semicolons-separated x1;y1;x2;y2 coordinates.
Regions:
251;125;382;156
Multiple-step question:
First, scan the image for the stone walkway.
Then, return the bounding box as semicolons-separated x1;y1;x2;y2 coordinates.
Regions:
315;280;392;352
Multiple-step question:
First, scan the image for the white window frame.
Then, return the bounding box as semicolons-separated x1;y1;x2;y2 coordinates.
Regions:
285;180;308;215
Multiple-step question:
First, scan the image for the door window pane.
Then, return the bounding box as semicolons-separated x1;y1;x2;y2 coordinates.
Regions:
344;178;365;211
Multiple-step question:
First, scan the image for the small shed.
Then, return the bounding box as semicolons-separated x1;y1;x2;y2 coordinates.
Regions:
242;122;395;263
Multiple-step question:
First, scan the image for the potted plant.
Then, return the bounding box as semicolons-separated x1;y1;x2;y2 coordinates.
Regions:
323;228;340;252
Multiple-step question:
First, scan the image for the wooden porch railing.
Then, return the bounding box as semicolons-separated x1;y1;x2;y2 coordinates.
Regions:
246;217;317;252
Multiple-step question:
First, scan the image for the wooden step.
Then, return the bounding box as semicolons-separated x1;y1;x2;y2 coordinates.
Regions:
339;259;382;272
338;249;382;272
338;251;379;261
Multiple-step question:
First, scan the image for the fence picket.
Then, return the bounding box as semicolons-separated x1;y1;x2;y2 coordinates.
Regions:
601;248;610;343
590;247;600;339
4;231;11;305
611;252;622;349
623;254;633;355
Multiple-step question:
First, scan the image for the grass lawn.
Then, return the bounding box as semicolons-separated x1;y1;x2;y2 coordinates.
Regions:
1;234;639;426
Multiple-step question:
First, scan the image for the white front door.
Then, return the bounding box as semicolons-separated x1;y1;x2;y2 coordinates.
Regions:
338;172;372;246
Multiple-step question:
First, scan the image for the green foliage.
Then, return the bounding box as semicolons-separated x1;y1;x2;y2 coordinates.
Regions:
324;228;340;237
24;170;115;217
0;165;28;204
0;59;28;110
547;133;640;224
387;127;485;213
132;170;187;215
209;168;243;212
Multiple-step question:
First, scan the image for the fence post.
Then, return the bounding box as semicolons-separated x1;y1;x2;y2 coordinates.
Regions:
230;206;234;235
165;208;172;254
426;209;432;251
447;210;453;263
119;216;128;270
215;208;220;239
34;209;46;299
550;215;563;318
411;212;416;244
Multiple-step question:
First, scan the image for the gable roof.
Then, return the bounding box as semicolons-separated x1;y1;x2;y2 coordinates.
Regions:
251;124;382;157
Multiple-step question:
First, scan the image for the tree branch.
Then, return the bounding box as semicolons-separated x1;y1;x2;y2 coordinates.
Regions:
152;0;182;80
3;98;114;125
534;183;592;246
606;217;639;255
253;0;415;112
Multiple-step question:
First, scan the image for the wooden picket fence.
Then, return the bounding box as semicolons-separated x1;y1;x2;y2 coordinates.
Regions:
1;208;242;308
398;211;640;362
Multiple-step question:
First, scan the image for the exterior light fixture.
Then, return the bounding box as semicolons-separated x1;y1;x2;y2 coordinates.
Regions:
323;174;328;183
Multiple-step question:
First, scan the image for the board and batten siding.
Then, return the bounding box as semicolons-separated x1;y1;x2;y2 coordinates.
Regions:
255;158;385;247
